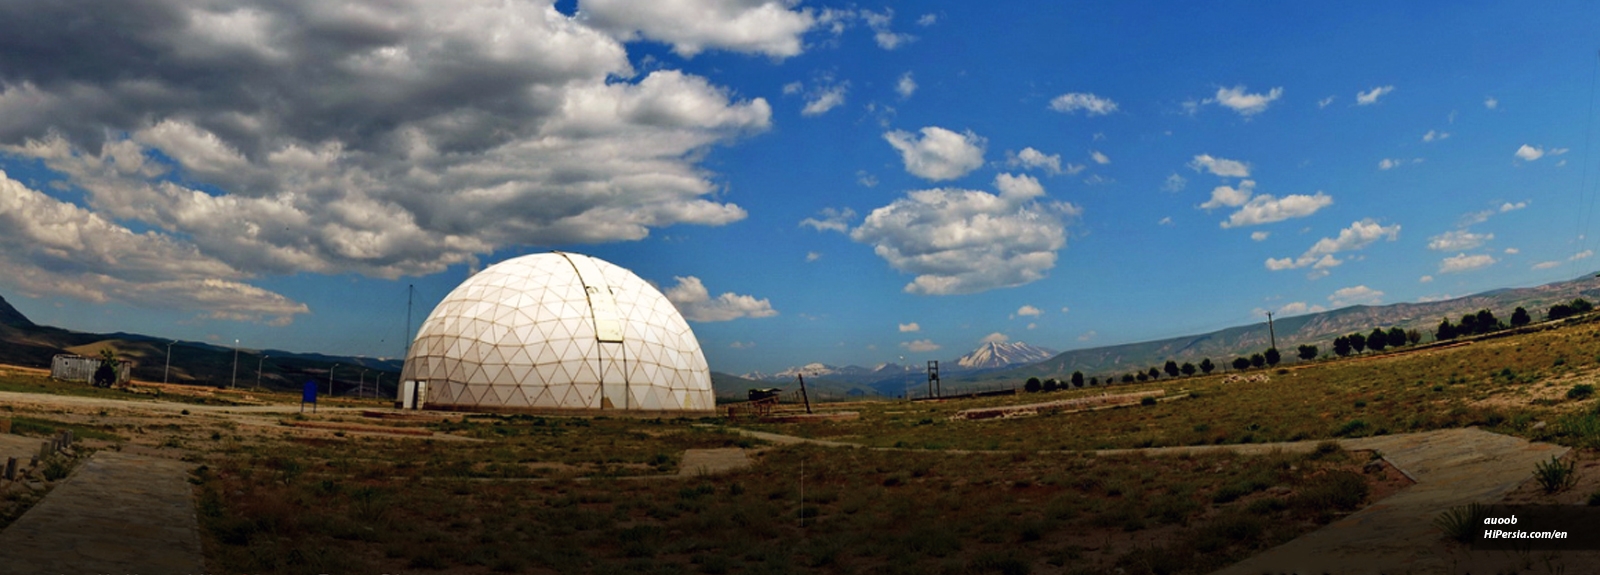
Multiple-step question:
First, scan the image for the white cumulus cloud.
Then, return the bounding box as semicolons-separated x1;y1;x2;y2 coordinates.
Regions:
1163;173;1188;193
0;171;308;325
1049;92;1119;116
1188;154;1251;178
0;3;777;299
801;82;848;116
1016;305;1042;317
1423;130;1450;142
1515;145;1545;161
799;207;857;233
898;322;920;332
1485;97;1499;109
1222;192;1334;228
1208;85;1283;116
1199;180;1257;210
1274;301;1327;316
1329;285;1385;307
664;276;779;322
1251;231;1270;241
901;339;940;352
1090;150;1110;165
1428;230;1494;251
884;126;986;181
1265;219;1400;271
583;0;816;58
896;72;917;98
851;173;1077;295
980;332;1010;344
1355;85;1395;105
1438;253;1497;274
1007;147;1071;175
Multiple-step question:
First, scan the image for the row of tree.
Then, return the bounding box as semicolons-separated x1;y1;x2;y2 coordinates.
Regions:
1024;298;1598;393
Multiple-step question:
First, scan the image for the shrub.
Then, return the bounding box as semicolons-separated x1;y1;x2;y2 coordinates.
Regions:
1140;397;1157;406
1434;503;1487;544
1334;419;1369;437
1534;456;1577;493
1024;377;1041;393
1569;384;1595;400
1291;470;1368;512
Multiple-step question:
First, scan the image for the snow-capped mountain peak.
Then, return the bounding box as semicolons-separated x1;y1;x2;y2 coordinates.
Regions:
956;341;1057;370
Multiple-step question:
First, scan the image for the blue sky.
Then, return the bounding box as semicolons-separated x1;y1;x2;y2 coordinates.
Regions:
1;1;1597;375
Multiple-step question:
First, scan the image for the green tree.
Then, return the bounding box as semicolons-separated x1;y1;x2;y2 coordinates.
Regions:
1574;298;1594;314
1333;336;1351;357
1147;367;1161;380
1025;377;1042;393
1122;373;1135;383
1250;353;1266;368
1136;372;1149;382
1088;376;1099;386
1297;344;1318;361
1181;362;1197;376
1071;371;1085;387
1511;306;1531;327
1264;347;1281;366
93;348;118;389
1436;318;1457;340
1200;358;1215;374
1387;327;1407;348
1475;309;1499;334
1043;378;1059;392
1367;328;1388;352
1163;360;1180;378
1458;313;1477;335
1406;329;1423;345
1349;332;1367;353
1232;357;1251;370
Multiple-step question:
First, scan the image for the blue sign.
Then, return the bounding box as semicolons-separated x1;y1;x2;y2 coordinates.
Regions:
302;381;318;404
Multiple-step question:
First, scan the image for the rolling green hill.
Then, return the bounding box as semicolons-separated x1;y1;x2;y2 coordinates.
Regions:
961;271;1600;385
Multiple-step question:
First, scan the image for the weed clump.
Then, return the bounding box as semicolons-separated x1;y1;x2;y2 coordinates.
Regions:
1569;384;1595;400
1534;456;1577;493
1434;502;1487;543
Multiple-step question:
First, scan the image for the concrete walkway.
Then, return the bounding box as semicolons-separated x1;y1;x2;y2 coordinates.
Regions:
0;451;203;575
1213;428;1568;575
678;448;754;476
727;426;1572;574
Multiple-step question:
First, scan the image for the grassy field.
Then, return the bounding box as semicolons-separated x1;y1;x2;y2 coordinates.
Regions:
193;436;1386;574
742;319;1600;452
10;317;1600;573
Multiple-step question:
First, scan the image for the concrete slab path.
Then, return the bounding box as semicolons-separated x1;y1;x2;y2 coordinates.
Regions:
0;451;203;575
1213;428;1568;575
726;426;1573;574
678;448;754;476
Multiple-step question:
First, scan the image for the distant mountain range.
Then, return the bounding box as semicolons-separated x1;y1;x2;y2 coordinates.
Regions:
961;271;1600;385
9;269;1600;400
0;293;399;395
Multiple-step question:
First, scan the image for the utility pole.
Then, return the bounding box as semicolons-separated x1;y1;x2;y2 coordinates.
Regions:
405;284;414;357
1266;311;1277;350
256;355;268;390
231;339;239;389
164;340;176;384
329;363;339;397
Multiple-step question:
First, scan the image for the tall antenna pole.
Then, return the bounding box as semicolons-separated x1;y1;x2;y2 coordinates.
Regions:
1266;311;1277;350
404;284;414;356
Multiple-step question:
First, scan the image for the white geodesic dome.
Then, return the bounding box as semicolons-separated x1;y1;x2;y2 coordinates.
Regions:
399;252;713;413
